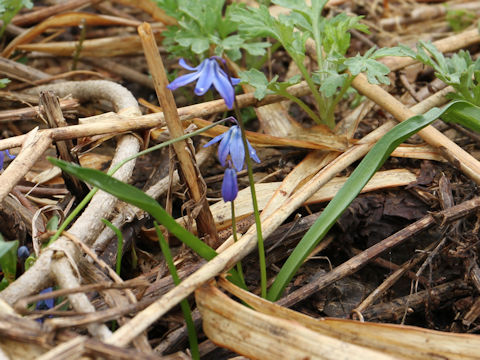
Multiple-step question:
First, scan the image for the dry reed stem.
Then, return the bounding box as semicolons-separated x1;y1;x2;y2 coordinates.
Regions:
0;128;52;203
352;73;480;184
93;145;214;252
83;57;154;89
0;82;312;151
113;0;177;25
381;28;480;71
35;336;87;360
0;98;78;123
208;169;416;243
17;31;164;57
0;81;140;304
105;87;448;346
352;242;435;315
50;253;112;341
0;57;50;82
3;12;141;57
138;22;218;245
12;0;96;26
69;233;153;354
196;283;397;360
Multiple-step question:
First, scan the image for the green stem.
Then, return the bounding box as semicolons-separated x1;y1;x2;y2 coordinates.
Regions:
48;189;98;245
233;106;267;298
155;222;199;360
296;58;324;108
101;219;124;276
231;200;246;287
278;89;323;125
324;76;354;127
312;19;324;74
293;57;329;126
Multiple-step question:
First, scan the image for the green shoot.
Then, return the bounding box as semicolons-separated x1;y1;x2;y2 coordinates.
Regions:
0;0;33;38
232;1;413;128
102;219;123;276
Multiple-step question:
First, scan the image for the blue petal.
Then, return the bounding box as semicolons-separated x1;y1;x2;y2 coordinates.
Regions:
212;64;235;109
0;151;4;170
218;128;233;166
229;126;245;171
222;167;238;202
36;287;54;311
17;245;30;260
194;59;215;96
5;149;15;159
203;132;225;148
217;66;240;86
246;141;261;163
167;71;202;91
178;58;199;71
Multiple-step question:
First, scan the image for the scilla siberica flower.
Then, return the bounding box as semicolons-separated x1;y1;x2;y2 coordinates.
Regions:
167;57;240;109
204;118;260;202
222;166;238;202
0;149;15;170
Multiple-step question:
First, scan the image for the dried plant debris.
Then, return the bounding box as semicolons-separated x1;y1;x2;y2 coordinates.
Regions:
0;1;480;359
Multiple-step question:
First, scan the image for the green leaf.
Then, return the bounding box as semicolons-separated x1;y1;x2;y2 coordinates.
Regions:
191;38;210;54
239;69;273;100
231;5;280;39
370;45;416;59
0;239;18;290
441;101;480;133
155;223;200;359
414;41;480;106
48;157;246;287
48;158;217;261
267;100;480;301
102;219;123;276
364;60;391;85
322;14;367;56
345;55;392;85
154;0;178;17
272;0;310;14
241;42;271;57
0;0;33;38
319;72;348;97
446;9;476;32
0;78;10;88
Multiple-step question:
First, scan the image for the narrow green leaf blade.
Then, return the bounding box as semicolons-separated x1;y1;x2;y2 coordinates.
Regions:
441;101;480;133
268;100;477;301
48;158;217;261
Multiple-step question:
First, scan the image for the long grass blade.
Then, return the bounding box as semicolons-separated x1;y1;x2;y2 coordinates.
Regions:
268;100;480;301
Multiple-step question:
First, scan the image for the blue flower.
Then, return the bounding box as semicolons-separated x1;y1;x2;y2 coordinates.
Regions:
17;246;30;261
167;57;240;109
204;121;260;172
0;149;15;170
222;166;238;202
36;287;54;311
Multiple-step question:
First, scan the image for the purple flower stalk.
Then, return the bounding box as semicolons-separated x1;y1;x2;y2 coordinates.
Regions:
167;57;240;109
0;149;15;170
204;117;260;202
